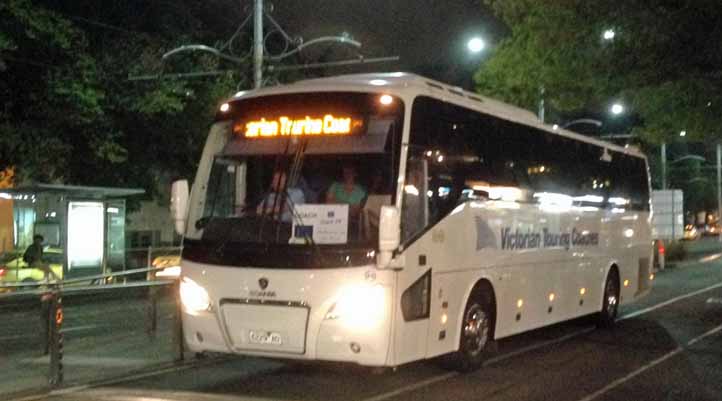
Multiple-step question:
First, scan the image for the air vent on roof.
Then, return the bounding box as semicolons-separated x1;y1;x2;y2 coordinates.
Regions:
468;95;483;103
448;88;464;97
426;82;444;90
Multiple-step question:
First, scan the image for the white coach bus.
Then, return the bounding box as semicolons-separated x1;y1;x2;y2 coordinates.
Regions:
171;73;653;371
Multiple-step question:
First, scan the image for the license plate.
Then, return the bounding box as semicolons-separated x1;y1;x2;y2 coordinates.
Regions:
248;330;283;345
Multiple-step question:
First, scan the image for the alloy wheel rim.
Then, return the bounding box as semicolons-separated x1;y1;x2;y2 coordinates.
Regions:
606;279;618;317
463;304;489;356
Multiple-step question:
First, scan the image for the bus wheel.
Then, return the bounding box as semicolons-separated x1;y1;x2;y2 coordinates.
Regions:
450;290;494;372
597;269;619;328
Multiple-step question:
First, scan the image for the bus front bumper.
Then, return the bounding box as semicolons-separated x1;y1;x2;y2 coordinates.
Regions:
181;275;393;367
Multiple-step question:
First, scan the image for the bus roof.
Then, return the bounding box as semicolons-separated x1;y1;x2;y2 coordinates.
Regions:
229;72;645;159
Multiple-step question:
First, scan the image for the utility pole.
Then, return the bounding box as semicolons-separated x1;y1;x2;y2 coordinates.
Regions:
538;86;545;123
717;142;722;242
661;142;667;190
152;2;394;88
253;0;264;88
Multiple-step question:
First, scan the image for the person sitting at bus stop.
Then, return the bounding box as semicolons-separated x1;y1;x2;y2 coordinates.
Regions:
23;235;60;281
257;170;305;222
326;165;367;218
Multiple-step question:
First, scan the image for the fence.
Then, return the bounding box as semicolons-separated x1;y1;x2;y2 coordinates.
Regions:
0;266;184;399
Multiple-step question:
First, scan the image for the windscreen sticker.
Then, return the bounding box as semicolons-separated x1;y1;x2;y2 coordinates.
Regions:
290;204;349;244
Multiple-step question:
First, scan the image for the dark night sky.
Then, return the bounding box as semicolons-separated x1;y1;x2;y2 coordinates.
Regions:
264;0;503;87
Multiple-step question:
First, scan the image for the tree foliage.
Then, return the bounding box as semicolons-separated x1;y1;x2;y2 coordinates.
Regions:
0;0;245;195
475;0;722;143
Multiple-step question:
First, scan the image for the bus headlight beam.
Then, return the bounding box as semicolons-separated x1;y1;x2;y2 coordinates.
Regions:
325;284;387;330
180;277;211;313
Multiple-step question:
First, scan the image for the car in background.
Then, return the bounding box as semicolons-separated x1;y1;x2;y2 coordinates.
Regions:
151;254;181;279
703;224;720;236
683;224;700;241
0;248;64;290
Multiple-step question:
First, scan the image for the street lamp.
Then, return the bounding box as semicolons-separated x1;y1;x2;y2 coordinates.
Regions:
680;130;687;137
602;29;616;41
467;37;486;54
610;103;624;115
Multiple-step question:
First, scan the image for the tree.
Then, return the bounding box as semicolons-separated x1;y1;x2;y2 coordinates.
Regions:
1;0;246;196
475;0;722;144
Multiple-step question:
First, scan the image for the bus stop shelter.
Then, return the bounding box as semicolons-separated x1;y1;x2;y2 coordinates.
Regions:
0;184;144;279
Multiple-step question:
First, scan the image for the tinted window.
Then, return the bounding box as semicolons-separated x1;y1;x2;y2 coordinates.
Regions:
402;96;649;243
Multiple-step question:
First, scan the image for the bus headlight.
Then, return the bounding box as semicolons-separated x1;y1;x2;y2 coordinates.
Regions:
180;277;211;313
325;284;387;329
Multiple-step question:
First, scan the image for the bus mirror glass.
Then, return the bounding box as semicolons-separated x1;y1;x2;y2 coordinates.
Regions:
379;205;400;254
171;179;189;236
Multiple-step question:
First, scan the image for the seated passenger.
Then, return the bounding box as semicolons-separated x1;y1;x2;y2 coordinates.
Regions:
326;165;367;217
257;171;305;222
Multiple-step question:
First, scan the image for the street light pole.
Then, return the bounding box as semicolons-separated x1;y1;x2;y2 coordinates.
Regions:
717;142;721;243
661;142;667;190
253;0;263;88
538;87;545;123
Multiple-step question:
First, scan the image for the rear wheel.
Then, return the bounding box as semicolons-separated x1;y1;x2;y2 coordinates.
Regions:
597;269;620;328
447;289;495;372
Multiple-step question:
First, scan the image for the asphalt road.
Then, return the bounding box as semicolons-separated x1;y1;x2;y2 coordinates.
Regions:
7;239;722;401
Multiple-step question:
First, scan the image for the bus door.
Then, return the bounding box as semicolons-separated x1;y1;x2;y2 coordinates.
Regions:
393;158;431;364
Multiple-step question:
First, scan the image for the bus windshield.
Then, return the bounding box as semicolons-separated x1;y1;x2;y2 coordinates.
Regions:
186;92;403;251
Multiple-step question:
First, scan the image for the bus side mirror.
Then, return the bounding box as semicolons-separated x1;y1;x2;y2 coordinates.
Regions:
171;179;189;236
378;205;400;268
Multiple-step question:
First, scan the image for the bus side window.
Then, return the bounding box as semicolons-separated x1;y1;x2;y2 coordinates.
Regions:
402;158;428;242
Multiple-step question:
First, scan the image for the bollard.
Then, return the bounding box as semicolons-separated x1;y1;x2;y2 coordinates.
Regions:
48;293;64;386
40;292;51;355
145;286;158;338
173;280;185;361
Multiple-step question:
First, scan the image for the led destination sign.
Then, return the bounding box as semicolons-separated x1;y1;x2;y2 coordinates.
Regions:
240;114;360;138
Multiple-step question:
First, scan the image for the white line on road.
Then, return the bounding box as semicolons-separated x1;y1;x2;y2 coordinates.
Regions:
0;325;99;340
361;373;459;401
483;327;596;366
699;252;722;263
576;323;722;401
619;280;722;321
61;324;100;333
360;327;597;401
10;280;722;401
576;348;683;401
359;280;722;401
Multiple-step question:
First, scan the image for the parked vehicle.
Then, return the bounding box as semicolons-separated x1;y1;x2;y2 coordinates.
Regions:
683;224;699;241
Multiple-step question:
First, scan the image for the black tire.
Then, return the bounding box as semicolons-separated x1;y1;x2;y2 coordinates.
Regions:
597;269;620;328
447;289;495;372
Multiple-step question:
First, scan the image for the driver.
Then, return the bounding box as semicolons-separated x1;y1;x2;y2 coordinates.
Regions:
257;171;305;222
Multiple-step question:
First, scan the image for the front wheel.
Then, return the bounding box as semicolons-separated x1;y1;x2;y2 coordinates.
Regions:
597;270;620;328
446;290;495;372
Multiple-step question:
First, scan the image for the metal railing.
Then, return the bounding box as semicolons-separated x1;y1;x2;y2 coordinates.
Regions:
0;266;184;394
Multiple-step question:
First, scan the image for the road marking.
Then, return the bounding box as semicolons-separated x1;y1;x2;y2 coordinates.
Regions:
359;327;596;401
699;252;722;263
5;357;230;401
61;324;100;333
576;323;722;401
483;327;596;366
619;280;722;321
359;280;722;401
0;325;100;340
23;355;151;367
575;347;683;401
11;280;722;401
361;372;459;401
